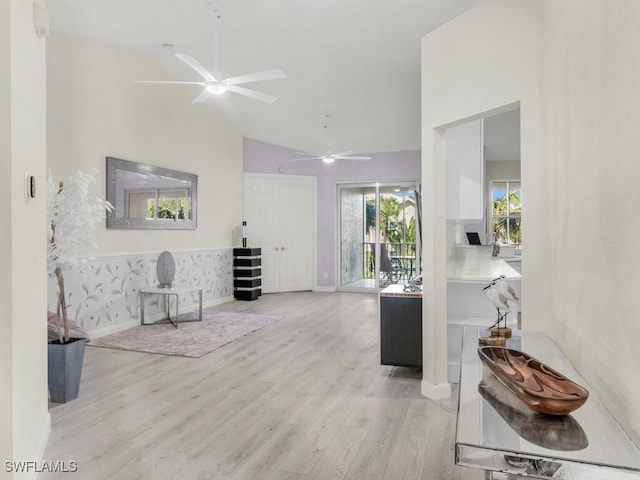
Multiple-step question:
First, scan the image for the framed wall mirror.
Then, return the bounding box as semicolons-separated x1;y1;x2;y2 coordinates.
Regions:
106;157;198;229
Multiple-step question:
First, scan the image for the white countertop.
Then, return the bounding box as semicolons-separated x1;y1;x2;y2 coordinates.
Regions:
447;246;521;283
379;284;422;298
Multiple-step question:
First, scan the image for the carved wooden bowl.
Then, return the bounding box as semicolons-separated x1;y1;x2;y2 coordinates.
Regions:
478;376;589;450
478;347;589;415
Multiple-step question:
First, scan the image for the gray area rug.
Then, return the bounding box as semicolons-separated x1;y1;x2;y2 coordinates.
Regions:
88;311;282;358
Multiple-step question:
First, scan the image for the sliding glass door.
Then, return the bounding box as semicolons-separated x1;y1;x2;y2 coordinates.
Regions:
338;181;420;291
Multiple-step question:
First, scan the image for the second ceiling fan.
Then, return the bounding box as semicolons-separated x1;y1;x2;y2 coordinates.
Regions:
289;151;371;164
135;2;286;104
289;112;372;163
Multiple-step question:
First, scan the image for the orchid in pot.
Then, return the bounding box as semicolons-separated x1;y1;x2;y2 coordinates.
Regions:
47;169;112;402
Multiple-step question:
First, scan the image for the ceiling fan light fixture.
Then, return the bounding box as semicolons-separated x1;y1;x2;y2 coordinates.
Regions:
322;156;335;164
207;1;225;13
206;82;227;94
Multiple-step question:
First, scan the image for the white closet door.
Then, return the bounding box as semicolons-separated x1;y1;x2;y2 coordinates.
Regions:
244;175;279;292
277;175;315;292
244;173;316;293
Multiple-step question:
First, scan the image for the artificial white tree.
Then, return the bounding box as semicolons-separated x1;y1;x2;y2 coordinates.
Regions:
47;169;112;343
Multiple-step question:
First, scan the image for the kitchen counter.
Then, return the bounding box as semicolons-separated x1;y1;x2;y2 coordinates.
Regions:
447;246;520;283
498;256;522;262
379;284;422;298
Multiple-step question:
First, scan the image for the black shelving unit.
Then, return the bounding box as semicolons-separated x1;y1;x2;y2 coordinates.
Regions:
233;248;262;301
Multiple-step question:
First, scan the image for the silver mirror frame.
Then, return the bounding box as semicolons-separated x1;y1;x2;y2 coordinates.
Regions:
106;156;198;230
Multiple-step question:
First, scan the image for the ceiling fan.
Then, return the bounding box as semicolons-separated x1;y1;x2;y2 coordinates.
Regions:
289;151;372;164
289;113;371;163
134;2;286;104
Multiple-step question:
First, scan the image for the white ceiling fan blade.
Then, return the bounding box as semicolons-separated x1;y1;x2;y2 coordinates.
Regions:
333;155;371;161
289;156;322;162
175;54;216;82
192;89;210;104
294;151;318;156
228;85;277;104
134;80;204;85
223;69;286;86
331;151;355;157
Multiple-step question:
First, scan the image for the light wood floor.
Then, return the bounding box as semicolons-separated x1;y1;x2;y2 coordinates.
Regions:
43;291;482;480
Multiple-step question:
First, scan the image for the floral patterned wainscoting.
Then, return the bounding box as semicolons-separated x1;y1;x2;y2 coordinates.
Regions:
47;249;233;335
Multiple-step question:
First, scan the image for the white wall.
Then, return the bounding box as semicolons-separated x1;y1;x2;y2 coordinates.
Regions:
0;0;50;476
421;0;543;395
486;160;520;182
422;0;640;445
46;33;243;256
243;137;420;289
540;0;640;444
0;0;12;463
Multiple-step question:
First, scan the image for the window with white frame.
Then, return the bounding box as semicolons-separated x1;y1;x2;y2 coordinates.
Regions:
491;181;521;244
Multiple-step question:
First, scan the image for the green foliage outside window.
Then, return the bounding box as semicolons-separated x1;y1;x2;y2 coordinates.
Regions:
366;195;417;254
492;182;521;244
147;194;189;220
364;193;418;277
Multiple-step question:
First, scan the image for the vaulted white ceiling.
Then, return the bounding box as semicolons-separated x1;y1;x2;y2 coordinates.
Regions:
46;0;481;155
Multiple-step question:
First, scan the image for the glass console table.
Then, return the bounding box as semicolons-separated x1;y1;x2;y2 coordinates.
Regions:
456;327;640;479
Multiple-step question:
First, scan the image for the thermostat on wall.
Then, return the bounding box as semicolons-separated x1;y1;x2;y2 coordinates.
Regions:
25;172;36;199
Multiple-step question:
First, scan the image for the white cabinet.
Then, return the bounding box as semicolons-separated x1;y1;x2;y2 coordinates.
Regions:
506;259;522;274
243;173;316;293
446;248;521;383
446;118;484;221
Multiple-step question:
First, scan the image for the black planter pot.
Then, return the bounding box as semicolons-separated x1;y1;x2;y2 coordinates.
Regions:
47;338;87;403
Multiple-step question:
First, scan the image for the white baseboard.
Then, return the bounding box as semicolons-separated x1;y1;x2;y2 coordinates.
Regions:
313;286;336;293
90;319;138;339
207;295;235;307
421;379;452;400
88;295;234;339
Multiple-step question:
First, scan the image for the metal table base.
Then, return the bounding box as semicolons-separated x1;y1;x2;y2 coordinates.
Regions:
140;286;203;329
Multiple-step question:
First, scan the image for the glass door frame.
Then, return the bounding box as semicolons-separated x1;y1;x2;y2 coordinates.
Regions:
336;179;421;293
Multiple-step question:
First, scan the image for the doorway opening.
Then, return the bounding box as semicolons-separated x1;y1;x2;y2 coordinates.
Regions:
337;181;421;291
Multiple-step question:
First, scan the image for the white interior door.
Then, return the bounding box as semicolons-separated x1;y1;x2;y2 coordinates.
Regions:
244;176;279;291
277;176;315;292
244;173;316;293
